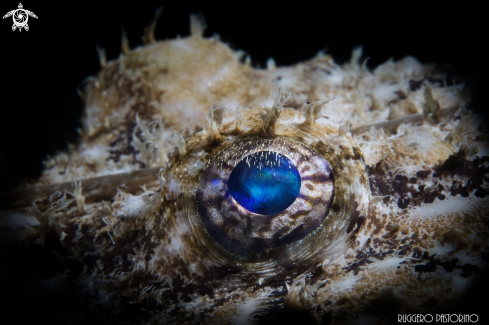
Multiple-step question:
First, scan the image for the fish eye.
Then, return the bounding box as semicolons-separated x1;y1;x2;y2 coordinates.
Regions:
160;103;370;268
197;137;334;256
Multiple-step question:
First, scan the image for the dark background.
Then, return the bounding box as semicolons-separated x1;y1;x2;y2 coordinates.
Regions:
0;1;488;323
1;1;486;190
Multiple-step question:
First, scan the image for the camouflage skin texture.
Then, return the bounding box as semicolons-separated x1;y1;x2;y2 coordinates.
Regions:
1;12;488;325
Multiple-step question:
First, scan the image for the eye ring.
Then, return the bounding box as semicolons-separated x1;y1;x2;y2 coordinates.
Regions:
161;122;370;270
197;136;335;256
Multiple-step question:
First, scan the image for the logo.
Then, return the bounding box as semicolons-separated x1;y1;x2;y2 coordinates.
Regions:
3;3;37;32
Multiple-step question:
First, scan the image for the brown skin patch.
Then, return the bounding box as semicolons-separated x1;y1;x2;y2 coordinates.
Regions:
414;255;480;278
409;79;424;91
398;194;410;209
416;169;431;179
433;155;489;198
344;258;373;276
346;203;364;235
368;161;458;210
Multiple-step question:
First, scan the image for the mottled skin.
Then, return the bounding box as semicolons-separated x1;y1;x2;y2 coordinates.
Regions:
1;15;488;325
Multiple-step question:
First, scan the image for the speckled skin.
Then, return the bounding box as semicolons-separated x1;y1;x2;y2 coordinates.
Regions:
1;16;488;325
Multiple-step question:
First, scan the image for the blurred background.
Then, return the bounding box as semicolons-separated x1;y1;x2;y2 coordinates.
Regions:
1;1;486;190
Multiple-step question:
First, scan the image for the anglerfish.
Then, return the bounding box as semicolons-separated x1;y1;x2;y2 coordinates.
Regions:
1;9;488;325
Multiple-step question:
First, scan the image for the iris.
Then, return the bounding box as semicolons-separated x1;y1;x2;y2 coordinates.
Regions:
228;151;301;215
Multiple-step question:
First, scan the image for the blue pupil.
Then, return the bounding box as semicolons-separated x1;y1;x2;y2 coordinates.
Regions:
228;151;301;215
